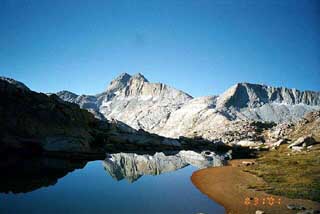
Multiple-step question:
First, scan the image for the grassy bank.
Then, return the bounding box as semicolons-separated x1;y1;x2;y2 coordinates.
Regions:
244;144;320;202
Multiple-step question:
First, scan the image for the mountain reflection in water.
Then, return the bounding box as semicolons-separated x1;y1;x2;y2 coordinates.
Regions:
0;150;229;194
103;150;229;183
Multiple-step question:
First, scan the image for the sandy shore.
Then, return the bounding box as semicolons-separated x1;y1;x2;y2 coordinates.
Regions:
191;160;320;214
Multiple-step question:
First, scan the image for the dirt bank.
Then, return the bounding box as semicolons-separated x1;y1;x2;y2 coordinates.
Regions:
191;160;320;214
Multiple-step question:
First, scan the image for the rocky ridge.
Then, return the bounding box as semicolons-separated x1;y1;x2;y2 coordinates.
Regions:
0;77;99;154
56;73;320;144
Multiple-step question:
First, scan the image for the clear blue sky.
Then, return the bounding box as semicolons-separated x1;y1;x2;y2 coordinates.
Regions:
1;0;319;97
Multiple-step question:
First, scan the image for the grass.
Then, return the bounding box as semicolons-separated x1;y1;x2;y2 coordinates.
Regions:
245;144;320;202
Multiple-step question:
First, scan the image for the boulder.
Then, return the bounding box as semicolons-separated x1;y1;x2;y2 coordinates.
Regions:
242;161;255;166
273;139;287;148
307;145;313;150
237;140;263;147
288;135;316;149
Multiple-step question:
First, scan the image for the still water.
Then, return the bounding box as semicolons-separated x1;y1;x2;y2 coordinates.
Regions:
0;151;226;214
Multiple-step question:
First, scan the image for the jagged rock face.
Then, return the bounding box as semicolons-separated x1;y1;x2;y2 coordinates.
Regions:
56;74;320;142
103;151;228;183
217;83;320;109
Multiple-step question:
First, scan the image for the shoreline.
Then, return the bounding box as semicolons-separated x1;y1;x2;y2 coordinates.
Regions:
191;159;320;214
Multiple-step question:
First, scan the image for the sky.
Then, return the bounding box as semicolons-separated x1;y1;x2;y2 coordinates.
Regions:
0;0;319;97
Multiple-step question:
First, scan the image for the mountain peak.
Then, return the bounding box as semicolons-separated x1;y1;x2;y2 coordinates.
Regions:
116;72;131;80
104;72;149;95
111;72;132;84
106;73;132;92
131;73;149;82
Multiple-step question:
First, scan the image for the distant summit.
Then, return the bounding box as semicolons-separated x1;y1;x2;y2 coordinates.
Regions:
217;82;320;109
100;72;191;98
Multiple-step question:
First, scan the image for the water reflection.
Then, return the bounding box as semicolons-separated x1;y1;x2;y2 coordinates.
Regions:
0;151;228;213
103;150;229;183
0;150;230;193
0;154;87;194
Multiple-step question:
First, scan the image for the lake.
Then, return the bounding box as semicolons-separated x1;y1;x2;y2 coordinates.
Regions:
0;151;226;214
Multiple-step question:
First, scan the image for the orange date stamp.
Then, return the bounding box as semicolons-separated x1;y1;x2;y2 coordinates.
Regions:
244;196;281;206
